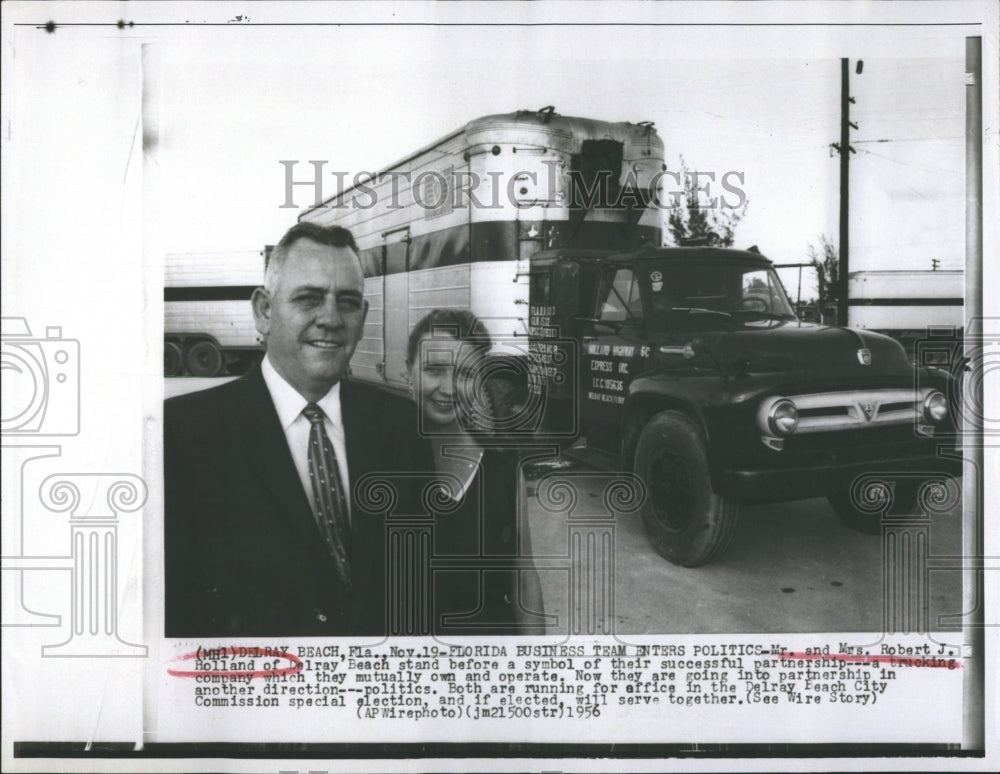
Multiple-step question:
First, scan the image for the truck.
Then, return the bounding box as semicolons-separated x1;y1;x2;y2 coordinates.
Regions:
164;250;265;377
528;246;960;564
297;108;960;566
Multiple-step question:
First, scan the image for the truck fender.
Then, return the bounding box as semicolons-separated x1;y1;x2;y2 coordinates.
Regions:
621;396;710;468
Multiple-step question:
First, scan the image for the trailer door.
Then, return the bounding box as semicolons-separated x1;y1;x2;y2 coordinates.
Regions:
382;228;410;386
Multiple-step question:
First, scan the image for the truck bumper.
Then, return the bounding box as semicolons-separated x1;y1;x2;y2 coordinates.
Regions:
721;453;963;504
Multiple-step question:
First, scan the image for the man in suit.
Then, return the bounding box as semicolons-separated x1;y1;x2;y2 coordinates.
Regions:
164;222;427;637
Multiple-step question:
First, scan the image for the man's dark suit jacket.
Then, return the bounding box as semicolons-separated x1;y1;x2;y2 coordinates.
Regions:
164;365;428;637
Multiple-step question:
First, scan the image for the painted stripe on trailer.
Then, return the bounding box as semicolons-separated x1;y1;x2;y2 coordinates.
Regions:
846;298;963;306
164;286;258;302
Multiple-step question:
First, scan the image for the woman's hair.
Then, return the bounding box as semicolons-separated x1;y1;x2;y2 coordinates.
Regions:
406;308;492;367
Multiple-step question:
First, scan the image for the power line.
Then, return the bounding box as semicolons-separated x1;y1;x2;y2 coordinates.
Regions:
855;146;964;176
855;136;962;143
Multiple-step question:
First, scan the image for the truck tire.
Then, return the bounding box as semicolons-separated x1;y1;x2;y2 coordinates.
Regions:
633;410;741;566
829;476;960;534
164;340;183;376
184;340;224;378
827;490;889;534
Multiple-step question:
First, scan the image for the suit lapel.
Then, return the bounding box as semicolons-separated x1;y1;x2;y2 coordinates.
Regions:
234;366;337;569
340;378;382;502
341;379;388;632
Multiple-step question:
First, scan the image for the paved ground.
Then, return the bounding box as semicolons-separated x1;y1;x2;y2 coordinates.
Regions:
522;459;964;635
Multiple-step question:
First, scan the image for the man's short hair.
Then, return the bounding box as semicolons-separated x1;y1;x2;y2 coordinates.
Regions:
264;222;360;293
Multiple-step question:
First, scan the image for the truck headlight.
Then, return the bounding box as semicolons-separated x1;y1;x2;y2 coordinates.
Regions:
768;399;799;436
922;390;948;423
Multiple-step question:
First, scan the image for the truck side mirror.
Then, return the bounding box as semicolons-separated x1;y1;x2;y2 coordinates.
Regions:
553;261;580;317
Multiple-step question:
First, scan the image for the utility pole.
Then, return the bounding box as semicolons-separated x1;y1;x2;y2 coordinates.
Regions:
962;34;983;752
832;58;861;326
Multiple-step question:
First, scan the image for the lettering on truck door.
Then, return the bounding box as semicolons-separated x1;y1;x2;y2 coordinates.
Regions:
580;266;644;452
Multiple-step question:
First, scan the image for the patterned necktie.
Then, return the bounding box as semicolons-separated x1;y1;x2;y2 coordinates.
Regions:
302;403;352;588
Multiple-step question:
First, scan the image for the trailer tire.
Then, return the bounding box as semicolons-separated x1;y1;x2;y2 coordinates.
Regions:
164;340;183;376
184;340;224;378
225;351;261;376
633;410;741;567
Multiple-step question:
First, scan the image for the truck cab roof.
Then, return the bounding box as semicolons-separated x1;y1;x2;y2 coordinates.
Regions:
533;245;775;268
608;245;774;267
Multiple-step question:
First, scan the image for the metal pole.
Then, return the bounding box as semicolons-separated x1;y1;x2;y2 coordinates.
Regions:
838;58;850;327
962;34;983;752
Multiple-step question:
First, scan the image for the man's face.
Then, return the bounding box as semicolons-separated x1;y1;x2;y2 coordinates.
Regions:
253;239;368;401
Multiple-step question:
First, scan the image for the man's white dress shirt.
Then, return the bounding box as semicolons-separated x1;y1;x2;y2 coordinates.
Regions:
261;355;351;519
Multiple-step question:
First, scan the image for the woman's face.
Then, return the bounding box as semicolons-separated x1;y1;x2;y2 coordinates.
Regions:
409;333;482;430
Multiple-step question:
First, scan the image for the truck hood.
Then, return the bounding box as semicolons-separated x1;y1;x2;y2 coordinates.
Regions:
695;320;913;378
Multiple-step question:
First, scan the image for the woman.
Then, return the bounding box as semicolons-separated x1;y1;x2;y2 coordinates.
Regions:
407;309;546;635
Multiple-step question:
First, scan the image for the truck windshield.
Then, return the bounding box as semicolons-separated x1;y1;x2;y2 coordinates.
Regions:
643;262;797;325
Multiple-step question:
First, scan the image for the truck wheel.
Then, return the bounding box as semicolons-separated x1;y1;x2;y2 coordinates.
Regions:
829;477;960;534
633;411;741;566
184;340;224;378
164;340;183;376
827;492;885;534
827;485;895;534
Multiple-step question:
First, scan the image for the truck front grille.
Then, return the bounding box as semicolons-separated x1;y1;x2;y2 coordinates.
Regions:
757;388;933;435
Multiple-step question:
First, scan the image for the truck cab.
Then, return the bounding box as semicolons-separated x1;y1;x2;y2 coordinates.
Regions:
530;245;960;566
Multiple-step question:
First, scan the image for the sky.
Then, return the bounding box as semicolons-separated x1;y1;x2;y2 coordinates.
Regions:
148;15;968;296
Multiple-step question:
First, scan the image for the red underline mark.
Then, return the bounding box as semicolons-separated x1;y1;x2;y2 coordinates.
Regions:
777;651;961;668
167;646;303;678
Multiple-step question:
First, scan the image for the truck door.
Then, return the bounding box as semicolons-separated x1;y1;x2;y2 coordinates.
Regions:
579;265;645;453
382;228;410;386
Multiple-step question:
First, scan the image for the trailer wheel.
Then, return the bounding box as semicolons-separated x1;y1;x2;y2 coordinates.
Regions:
184;340;224;378
224;351;261;376
633;410;741;566
164;340;183;376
